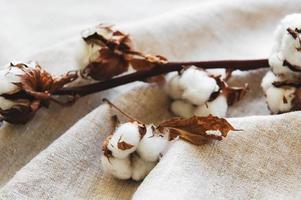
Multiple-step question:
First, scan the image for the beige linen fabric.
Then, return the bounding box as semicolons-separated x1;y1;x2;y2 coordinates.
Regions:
0;85;172;199
0;0;301;199
133;112;301;200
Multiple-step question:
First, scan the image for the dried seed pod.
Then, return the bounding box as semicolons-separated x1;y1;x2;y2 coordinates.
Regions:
80;25;132;80
79;25;167;81
0;62;77;124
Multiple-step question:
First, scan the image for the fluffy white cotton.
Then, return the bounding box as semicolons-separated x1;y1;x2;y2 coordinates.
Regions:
0;65;24;95
170;100;195;118
179;67;219;105
137;125;169;162
131;154;157;181
194;95;228;117
265;86;295;114
261;71;278;92
76;39;101;70
101;155;132;180
164;72;184;99
269;53;301;83
281;31;301;67
77;26;110;70
271;14;301;53
108;122;141;159
269;14;301;81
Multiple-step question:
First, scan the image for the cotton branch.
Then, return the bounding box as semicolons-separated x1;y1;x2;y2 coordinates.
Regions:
54;58;269;96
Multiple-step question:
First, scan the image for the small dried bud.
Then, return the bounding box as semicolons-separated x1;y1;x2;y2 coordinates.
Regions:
0;62;77;124
79;24;167;80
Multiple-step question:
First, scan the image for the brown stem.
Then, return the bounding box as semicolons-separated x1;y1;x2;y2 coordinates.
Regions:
103;98;144;124
54;58;269;96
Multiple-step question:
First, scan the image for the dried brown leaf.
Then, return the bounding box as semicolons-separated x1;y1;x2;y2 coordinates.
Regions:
84;49;129;80
102;135;113;158
158;115;237;145
130;54;167;71
223;84;248;106
82;25;132;80
117;137;134;150
212;75;248;105
138;124;147;139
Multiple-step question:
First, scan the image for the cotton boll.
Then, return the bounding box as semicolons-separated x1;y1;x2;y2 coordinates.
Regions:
170;100;195;118
101;155;132;180
108;122;141;159
270;14;301;73
137;125;169;162
265;86;295;114
164;72;183;99
194;95;228;117
131;154;157;181
281;31;301;67
271;14;301;53
77;25;111;70
179;67;219;105
273;14;301;51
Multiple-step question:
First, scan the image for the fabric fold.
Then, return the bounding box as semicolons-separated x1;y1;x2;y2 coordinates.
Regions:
0;85;171;199
133;112;301;200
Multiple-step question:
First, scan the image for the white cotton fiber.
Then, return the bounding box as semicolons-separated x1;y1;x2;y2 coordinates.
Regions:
137;125;169;162
108;122;141;159
269;53;295;77
265;86;295;114
269;14;301;80
194;95;228;117
131;154;157;181
179;67;219;105
76;39;101;71
170;100;195;118
281;32;301;68
101;155;132;180
0;66;24;95
261;71;278;92
164;72;184;99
